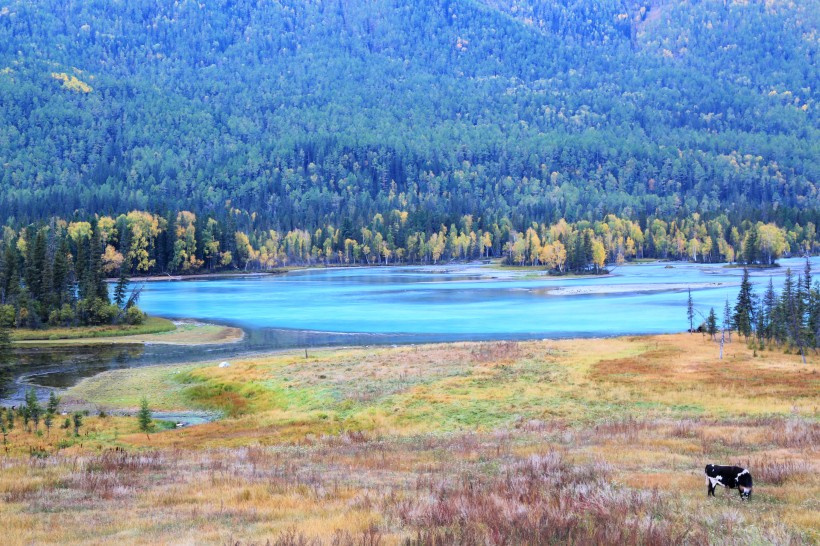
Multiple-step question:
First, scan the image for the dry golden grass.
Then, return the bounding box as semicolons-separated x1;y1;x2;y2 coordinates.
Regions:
0;333;817;544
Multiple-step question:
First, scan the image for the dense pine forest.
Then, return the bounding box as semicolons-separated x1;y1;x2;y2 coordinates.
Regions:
708;260;820;360
1;0;819;327
1;0;818;228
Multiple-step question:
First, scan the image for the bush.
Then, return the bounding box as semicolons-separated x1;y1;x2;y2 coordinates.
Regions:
48;310;61;326
58;304;75;326
125;306;145;325
48;304;76;326
77;298;119;325
0;304;15;327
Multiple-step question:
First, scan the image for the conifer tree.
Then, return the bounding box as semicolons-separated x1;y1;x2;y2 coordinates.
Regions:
43;409;53;436
45;391;60;435
137;396;153;439
687;289;695;333
743;225;759;264
114;264;130;310
723;298;733;343
734;268;754;339
706;308;718;340
72;412;83;436
47;391;60;416
24;388;42;433
762;277;777;341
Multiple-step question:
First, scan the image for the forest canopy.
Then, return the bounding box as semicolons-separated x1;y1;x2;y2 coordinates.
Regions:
0;0;818;255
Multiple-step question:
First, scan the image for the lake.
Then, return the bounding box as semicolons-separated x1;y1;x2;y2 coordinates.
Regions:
2;257;816;403
137;258;817;336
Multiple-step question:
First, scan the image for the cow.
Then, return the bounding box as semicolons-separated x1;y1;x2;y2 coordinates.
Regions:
705;464;753;500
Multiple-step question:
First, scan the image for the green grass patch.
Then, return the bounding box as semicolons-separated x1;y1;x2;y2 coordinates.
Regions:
11;317;175;341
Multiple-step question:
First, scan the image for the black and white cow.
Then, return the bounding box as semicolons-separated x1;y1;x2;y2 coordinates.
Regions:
705;464;753;500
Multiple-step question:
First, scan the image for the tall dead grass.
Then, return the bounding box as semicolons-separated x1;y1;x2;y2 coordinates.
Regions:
394;451;705;545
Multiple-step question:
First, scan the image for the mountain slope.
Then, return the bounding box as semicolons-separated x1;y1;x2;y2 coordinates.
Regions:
0;0;818;230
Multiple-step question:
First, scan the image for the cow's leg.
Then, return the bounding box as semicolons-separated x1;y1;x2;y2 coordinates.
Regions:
707;476;721;496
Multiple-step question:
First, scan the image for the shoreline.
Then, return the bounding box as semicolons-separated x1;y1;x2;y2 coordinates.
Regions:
107;271;287;282
103;256;812;285
12;319;244;347
537;281;734;296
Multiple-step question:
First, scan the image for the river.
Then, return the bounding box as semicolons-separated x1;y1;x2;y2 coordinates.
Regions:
2;257;816;404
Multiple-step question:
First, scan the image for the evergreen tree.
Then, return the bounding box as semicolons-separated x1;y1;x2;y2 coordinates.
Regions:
723;297;733;339
24;388;42;433
762;277;777;341
687;289;695;333
734;268;754;339
5;407;14;432
72;412;83;436
137;396;153;439
52;238;69;307
754;296;765;344
706;308;718;340
47;391;60;416
743;226;759;265
90;224;108;301
43;409;53;436
114;265;130;310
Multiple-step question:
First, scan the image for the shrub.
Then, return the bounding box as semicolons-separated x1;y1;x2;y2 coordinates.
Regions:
58;303;75;326
77;298;119;325
47;304;76;326
125;305;145;325
48;309;61;326
0;304;15;327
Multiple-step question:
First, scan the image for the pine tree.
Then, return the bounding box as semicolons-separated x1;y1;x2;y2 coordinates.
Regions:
52;238;69;306
762;277;777;341
43;410;53;436
90;224;108;301
734;268;754;339
137;396;153;439
687;288;695;333
114;264;129;309
45;391;59;435
24;388;42;433
706;308;718;340
47;391;60;416
743;225;759;264
72;412;83;436
723;297;733;342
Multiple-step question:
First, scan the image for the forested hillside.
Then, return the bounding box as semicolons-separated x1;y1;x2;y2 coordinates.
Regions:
0;0;818;246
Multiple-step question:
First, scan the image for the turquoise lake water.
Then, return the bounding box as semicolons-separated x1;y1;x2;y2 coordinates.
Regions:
4;257;816;403
138;257;818;337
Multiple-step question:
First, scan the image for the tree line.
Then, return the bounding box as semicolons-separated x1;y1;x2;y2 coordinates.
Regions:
0;218;144;330
2;205;815;331
0;0;817;239
700;260;820;363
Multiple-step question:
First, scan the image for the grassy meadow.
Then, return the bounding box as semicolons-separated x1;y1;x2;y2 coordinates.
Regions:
1;333;817;544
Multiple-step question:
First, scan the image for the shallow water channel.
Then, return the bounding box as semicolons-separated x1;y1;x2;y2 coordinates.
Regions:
2;258;816;405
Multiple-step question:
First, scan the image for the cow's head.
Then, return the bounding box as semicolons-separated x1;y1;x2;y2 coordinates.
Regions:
704;464;715;476
739;486;752;500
